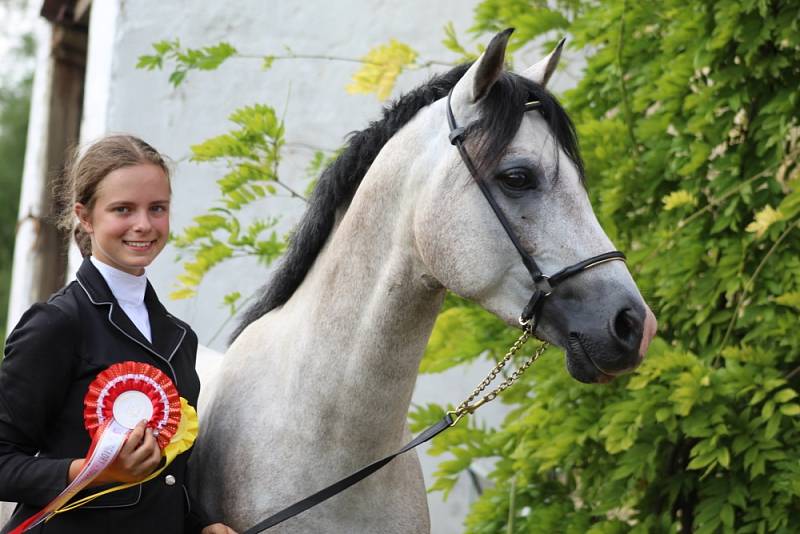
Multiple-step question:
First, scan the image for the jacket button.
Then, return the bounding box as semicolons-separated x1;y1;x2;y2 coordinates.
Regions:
165;475;176;486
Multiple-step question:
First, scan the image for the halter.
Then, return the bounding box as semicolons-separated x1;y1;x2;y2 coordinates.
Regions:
445;88;626;333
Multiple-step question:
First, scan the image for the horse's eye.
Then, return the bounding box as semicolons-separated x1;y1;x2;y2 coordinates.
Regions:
498;168;537;193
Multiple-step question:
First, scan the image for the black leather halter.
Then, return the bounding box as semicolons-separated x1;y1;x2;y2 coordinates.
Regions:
445;88;626;332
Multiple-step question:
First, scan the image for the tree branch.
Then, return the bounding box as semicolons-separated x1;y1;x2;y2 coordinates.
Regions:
617;0;640;154
634;169;773;273
716;219;800;364
238;52;453;69
785;365;800;380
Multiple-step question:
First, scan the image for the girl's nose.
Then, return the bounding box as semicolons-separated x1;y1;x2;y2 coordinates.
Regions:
132;211;153;232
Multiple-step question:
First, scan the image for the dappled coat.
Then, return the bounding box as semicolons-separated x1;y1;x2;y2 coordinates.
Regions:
0;259;212;533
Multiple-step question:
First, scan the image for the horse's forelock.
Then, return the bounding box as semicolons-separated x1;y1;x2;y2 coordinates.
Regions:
471;72;584;185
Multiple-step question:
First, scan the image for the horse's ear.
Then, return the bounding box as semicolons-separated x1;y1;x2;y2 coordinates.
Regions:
521;37;565;88
451;28;512;110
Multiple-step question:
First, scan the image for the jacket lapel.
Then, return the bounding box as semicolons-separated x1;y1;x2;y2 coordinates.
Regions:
75;258;186;362
144;283;186;361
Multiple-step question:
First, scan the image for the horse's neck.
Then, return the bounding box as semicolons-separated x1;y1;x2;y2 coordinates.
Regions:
271;126;445;449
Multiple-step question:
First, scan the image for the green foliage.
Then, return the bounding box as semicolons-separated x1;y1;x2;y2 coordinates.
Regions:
470;0;576;52
346;39;419;100
168;104;288;299
442;22;482;62
137;38;449;100
303;148;341;197
137;39;238;87
409;0;800;532
0;33;34;345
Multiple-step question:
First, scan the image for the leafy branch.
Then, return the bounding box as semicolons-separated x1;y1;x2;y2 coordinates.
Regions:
616;0;639;154
137;38;453;98
168;103;290;300
717;218;800;359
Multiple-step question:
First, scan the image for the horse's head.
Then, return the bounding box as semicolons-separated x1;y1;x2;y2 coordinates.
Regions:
414;30;657;383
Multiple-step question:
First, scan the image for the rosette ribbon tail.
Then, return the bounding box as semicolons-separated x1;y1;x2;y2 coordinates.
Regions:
52;397;198;514
9;419;131;533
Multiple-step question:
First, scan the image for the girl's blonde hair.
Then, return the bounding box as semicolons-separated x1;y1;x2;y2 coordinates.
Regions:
57;135;171;257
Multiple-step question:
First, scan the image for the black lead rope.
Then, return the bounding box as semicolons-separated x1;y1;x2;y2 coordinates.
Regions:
241;414;454;534
241;88;628;534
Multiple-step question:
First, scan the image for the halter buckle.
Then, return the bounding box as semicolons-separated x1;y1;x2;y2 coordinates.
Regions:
534;275;553;296
449;126;467;145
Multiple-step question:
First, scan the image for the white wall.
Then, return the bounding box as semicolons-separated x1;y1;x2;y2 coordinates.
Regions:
98;1;582;350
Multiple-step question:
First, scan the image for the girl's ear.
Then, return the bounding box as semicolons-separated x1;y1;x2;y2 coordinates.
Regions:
74;203;93;233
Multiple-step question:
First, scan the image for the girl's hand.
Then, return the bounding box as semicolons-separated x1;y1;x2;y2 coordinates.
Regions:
104;420;162;483
70;420;162;485
201;524;239;534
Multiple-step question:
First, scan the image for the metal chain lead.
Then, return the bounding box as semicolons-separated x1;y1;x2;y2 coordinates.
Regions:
450;328;549;426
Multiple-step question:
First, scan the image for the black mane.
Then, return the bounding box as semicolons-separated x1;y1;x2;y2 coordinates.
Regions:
230;64;583;343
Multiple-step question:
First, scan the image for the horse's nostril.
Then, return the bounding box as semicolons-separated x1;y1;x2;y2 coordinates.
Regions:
612;308;641;349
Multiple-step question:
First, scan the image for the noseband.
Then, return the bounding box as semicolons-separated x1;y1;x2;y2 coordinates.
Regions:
446;88;626;333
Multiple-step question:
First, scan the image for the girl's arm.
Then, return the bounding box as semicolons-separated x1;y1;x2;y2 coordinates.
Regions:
0;303;79;506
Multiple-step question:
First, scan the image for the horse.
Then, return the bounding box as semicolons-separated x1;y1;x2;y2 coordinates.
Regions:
192;29;657;533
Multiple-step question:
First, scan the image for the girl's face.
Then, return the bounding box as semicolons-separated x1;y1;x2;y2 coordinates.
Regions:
76;163;171;276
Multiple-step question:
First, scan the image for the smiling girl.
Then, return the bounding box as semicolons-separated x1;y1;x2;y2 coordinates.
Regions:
0;135;235;534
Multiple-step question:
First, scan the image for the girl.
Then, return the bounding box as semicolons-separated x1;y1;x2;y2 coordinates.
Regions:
0;135;236;534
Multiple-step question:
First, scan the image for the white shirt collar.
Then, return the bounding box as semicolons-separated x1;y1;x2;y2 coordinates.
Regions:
90;256;148;306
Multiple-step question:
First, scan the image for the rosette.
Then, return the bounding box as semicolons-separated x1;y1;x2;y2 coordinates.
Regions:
83;361;181;449
11;362;188;533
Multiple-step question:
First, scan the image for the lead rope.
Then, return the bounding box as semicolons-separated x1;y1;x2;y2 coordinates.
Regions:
241;328;548;534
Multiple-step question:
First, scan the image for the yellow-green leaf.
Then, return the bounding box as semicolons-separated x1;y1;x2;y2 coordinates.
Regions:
346;39;418;100
780;403;800;416
745;205;784;237
774;292;800;310
773;388;798;403
169;288;197;300
662;190;697;211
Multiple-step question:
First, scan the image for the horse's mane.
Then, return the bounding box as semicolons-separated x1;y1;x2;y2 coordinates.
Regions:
230;63;583;343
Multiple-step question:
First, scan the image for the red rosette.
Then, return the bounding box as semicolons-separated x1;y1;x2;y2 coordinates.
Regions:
83;362;181;449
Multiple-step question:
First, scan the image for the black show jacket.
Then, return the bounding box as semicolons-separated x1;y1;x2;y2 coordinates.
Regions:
0;258;212;533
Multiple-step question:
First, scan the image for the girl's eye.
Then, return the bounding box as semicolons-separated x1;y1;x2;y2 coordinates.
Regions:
497;168;538;193
113;206;130;214
151;205;168;213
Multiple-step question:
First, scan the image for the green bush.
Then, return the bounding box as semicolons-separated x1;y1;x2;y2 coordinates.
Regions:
413;1;800;532
0;33;34;345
